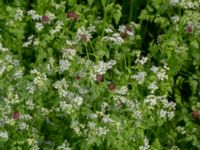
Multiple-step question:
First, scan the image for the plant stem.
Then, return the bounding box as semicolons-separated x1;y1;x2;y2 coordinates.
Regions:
101;0;106;37
129;0;134;22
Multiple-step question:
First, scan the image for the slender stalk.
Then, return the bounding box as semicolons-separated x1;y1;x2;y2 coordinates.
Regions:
85;43;90;59
129;0;134;22
101;0;106;37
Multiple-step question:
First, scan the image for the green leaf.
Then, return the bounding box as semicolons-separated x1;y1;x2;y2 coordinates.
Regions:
87;0;94;6
113;5;122;25
189;78;198;95
151;138;162;150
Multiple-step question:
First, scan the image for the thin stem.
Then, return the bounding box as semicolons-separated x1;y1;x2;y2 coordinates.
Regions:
129;0;134;22
85;43;90;59
101;0;106;37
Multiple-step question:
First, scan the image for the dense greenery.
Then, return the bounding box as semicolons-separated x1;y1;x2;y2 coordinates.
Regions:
0;0;200;149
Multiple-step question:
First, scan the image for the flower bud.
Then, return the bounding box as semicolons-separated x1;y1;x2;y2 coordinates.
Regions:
42;15;50;23
67;12;79;21
13;112;20;120
193;111;198;121
96;74;104;82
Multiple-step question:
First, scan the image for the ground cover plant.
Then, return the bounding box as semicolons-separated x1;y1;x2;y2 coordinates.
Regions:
0;0;200;149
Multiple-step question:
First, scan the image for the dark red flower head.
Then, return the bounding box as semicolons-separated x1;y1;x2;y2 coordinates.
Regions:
193;111;198;121
108;83;116;91
13;112;20;120
96;74;104;82
75;75;81;80
80;34;90;42
126;25;132;32
67;12;79;21
42;15;50;23
186;24;193;33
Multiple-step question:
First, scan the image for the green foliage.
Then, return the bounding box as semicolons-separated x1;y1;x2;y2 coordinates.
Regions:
0;0;199;149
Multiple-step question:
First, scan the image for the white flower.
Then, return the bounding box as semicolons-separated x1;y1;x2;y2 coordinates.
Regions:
27;10;41;20
26;99;35;110
30;145;40;150
21;114;32;120
144;95;157;108
176;126;186;135
131;72;147;84
59;59;71;73
23;35;35;47
0;131;8;140
0;42;9;51
160;109;167;118
115;86;128;95
23;41;32;47
13;69;23;79
88;122;96;129
57;140;71;150
62;48;76;59
170;146;180;150
170;0;180;6
35;23;44;31
66;40;75;46
118;25;126;33
102;33;124;45
112;33;124;45
73;96;83;106
87;25;96;33
150;66;158;73
148;82;158;93
70;120;80;134
53;78;68;90
157;68;168;80
33;38;39;46
77;27;91;42
45;11;56;20
93;60;116;75
19;122;29;130
168;111;175;120
105;28;113;33
135;56;148;65
33;73;47;87
139;137;151;150
96;127;108;136
171;16;180;23
102;115;113;123
50;21;63;35
14;9;23;21
87;114;98;119
26;82;36;94
59;101;73;113
133;110;142;120
55;21;63;31
27;138;38;146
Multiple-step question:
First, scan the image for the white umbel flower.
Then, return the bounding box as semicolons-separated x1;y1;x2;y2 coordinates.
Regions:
93;60;116;75
139;137;151;150
57;140;71;150
35;23;44;31
102;33;124;45
59;59;71;73
0;131;8;140
170;0;180;6
14;9;23;21
131;72;147;84
73;96;83;106
27;10;41;20
0;42;9;51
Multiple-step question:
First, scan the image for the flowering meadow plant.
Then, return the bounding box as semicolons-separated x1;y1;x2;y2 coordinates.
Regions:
0;0;200;149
